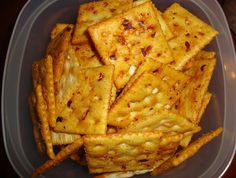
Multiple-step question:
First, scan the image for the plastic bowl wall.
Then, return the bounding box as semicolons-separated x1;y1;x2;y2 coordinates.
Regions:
2;0;236;177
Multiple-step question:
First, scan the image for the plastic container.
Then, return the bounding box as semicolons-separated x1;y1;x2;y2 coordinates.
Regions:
2;0;236;177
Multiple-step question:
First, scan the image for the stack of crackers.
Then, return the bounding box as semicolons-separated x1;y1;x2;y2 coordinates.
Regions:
29;0;223;177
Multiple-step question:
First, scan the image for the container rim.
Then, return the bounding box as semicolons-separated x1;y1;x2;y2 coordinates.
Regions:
2;0;236;178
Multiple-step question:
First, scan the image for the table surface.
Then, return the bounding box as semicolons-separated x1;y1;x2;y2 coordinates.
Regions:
0;0;235;177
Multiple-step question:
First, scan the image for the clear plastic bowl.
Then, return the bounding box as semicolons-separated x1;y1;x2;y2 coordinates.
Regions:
2;0;236;177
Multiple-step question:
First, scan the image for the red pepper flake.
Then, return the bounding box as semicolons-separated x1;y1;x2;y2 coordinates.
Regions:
109;54;116;61
117;35;126;45
198;32;205;36
170;60;176;65
151;32;156;38
200;64;206;71
141;45;152;57
153;68;160;73
185;41;190;51
122;165;126;169
98;72;105;81
67;100;72;107
147;25;155;30
56;117;63;122
185;33;190;37
84;5;95;11
157;53;162;57
81;108;90;121
122;19;134;30
138;20;145;27
173;23;179;27
110;8;116;12
124;57;129;61
103;2;109;7
65;26;72;32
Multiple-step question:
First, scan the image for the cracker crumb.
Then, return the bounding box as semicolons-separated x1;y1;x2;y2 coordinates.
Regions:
129;65;137;76
152;88;159;94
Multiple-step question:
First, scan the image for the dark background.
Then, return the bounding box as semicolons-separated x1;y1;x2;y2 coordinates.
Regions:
0;0;235;177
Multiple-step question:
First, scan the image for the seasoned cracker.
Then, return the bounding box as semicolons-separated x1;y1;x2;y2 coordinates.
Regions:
108;72;180;128
28;94;45;156
163;3;218;70
174;58;216;124
51;23;74;39
179;134;193;148
31;137;83;178
54;65;114;134
55;45;81;114
151;127;223;176
74;43;102;68
94;169;152;178
47;26;73;84
35;85;55;159
32;55;56;127
121;59;163;93
51;131;80;145
94;154;171;177
133;0;174;40
55;43;103;114
181;50;216;71
110;84;117;107
197;92;212;124
125;59;189;94
84;131;182;173
153;65;190;91
72;0;133;44
179;93;211;147
88;1;173;89
195;50;216;61
121;110;201;138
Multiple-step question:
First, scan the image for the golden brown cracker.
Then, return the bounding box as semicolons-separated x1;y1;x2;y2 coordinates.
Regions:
51;23;74;39
54;45;81;114
121;59;163;93
47;26;73;84
196;92;212;124
153;65;190;91
35;85;55;159
51;131;80;145
174;59;216;124
110;84;117;107
179;134;193;148
74;43;102;68
121;110;201;138
55;43;102;114
163;3;218;70
32;56;56;127
54;65;114;134
133;0;174;40
179;93;212;147
31;137;83;178
72;0;133;44
94;169;152;178
28;94;45;156
88;1;173;89
108;72;180;128
151;127;223;176
124;59;189;94
84;131;182;173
